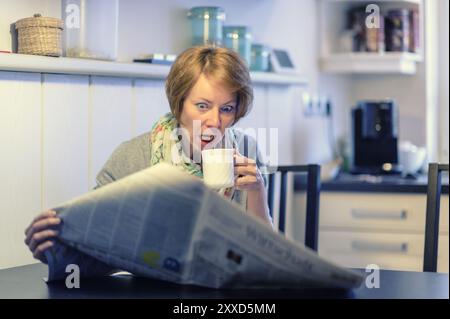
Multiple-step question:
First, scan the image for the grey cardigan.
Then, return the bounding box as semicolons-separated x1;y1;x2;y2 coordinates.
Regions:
94;130;265;211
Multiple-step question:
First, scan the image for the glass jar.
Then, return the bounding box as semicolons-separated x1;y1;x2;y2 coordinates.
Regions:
223;26;252;66
62;0;118;60
385;9;411;52
187;7;225;46
250;44;270;72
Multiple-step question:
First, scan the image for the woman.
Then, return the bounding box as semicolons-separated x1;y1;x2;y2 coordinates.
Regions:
25;46;273;264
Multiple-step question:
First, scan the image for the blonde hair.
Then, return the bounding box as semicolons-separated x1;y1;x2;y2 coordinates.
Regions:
165;46;253;124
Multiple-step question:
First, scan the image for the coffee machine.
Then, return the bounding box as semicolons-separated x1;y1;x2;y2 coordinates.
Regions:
351;100;401;175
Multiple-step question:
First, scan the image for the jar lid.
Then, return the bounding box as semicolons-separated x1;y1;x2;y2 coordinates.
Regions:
187;7;225;20
252;43;270;51
15;14;64;30
223;26;252;39
387;9;410;16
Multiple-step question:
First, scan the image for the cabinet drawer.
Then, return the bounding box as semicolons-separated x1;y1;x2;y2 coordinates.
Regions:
320;192;449;233
319;230;449;273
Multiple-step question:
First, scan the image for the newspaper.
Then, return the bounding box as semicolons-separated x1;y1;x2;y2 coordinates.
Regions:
44;163;363;289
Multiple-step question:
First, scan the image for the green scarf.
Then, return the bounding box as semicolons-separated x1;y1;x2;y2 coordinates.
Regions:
149;112;235;199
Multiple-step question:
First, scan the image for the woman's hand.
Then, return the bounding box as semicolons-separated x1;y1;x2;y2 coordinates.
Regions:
24;210;61;264
234;151;273;228
234;151;265;192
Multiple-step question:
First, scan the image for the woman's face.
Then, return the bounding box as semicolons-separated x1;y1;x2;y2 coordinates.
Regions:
179;74;237;155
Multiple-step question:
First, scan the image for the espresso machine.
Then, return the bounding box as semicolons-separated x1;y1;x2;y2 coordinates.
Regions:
351;100;401;175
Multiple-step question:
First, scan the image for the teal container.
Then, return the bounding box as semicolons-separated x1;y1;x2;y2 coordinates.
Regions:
187;7;225;46
223;26;252;65
250;44;270;71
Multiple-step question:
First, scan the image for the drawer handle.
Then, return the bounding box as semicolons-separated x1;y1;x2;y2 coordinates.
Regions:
351;240;409;253
351;209;408;220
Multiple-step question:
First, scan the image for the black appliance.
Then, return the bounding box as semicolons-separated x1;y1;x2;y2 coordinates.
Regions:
351;100;400;175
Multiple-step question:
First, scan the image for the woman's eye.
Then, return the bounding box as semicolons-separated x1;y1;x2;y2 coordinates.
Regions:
221;105;235;113
196;103;209;110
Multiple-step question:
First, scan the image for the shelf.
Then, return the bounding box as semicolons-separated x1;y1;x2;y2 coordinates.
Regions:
0;53;308;86
320;52;423;75
250;71;308;86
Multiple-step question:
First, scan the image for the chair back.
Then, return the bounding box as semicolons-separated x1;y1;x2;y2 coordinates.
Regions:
267;165;321;251
423;163;449;272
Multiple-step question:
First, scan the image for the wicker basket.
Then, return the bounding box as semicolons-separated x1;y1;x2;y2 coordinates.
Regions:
15;14;64;57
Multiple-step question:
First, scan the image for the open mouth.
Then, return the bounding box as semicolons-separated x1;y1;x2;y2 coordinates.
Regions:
200;133;215;143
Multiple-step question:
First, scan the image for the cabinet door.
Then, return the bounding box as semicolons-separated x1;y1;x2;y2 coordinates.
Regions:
42;74;89;208
90;77;133;188
320;192;449;233
318;230;425;271
319;230;449;273
0;72;41;269
133;79;170;136
320;192;428;232
438;234;449;273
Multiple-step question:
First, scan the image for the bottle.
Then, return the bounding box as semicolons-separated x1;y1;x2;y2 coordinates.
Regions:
223;26;252;66
62;0;119;60
187;7;226;46
250;44;270;71
385;9;410;52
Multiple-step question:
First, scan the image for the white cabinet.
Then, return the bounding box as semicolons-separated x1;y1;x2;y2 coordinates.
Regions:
42;74;90;208
89;77;133;188
319;230;449;272
0;72;41;269
317;192;449;273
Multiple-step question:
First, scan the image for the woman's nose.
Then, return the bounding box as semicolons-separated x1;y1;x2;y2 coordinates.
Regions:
205;107;221;128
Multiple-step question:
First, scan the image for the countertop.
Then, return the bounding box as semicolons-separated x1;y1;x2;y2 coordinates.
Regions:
295;173;449;194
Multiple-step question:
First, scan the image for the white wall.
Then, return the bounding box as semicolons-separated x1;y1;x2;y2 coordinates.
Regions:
348;70;428;147
438;0;449;163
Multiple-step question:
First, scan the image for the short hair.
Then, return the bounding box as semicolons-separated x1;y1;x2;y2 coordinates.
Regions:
165;46;253;124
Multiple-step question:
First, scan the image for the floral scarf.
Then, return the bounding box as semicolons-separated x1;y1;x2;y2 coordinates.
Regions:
149;112;235;199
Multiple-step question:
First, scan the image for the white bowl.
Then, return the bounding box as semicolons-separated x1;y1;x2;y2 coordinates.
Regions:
399;142;427;175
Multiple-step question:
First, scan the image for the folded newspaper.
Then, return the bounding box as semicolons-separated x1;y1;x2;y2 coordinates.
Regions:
44;163;363;289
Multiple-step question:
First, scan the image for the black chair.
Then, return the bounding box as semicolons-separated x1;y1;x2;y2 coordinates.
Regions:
266;165;321;251
423;163;449;272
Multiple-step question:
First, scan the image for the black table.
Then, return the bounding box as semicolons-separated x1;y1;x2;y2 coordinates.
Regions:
0;264;448;299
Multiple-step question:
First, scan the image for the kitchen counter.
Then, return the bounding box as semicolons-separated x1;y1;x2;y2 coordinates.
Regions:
295;173;449;194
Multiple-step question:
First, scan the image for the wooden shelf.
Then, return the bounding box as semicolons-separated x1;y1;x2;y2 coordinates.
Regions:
0;53;308;86
320;52;423;75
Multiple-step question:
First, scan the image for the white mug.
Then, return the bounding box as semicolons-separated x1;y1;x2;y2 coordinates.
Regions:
201;149;235;189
